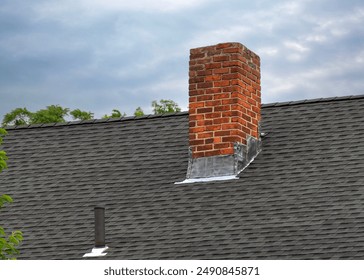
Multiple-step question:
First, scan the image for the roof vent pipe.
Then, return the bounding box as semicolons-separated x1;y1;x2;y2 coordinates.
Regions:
94;206;105;248
83;206;108;257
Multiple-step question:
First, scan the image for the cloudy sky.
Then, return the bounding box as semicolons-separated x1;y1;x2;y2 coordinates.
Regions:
1;0;364;118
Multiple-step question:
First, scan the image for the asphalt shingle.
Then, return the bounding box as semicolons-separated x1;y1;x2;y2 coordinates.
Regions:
0;95;364;259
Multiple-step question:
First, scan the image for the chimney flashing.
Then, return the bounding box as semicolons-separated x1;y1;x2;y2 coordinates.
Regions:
186;135;261;180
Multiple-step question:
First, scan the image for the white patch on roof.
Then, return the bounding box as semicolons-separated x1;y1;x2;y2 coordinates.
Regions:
175;175;238;184
83;246;108;258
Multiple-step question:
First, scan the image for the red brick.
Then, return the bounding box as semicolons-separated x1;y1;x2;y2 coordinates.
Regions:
214;130;231;137
189;101;205;109
206;62;222;70
205;124;222;131
222;136;240;143
222;73;240;80
230;54;245;62
213;55;229;62
222;47;242;54
189;96;197;103
213;117;230;124
190;114;204;121
205;112;221;119
216;43;234;49
205;100;222;107
221;111;233;117
206;88;222;94
197;70;213;76
197;144;213;151
205;75;221;81
213;68;230;75
222;98;238;105
190;139;204;146
214;105;231;112
190;53;205;59
196;94;213;101
190;64;204;71
214;93;230;100
190;127;205;133
214;80;230;87
220;147;234;155
214;142;231;149
189;89;205;96
231;79;246;88
189;108;196;114
241;114;252;122
204;150;221;157
197;82;213;89
197;119;213;126
221;123;240;130
196;107;213;114
189;71;197;77
193;151;205;158
251;130;258;138
246;122;257;130
189;77;205;84
222;61;242;68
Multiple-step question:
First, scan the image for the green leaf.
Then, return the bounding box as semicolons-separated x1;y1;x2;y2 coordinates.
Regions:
1;194;13;203
0;160;7;171
0;227;5;236
70;109;94;121
0;194;13;208
0;237;6;246
1;107;32;127
8;235;18;245
0;128;7;137
12;231;23;241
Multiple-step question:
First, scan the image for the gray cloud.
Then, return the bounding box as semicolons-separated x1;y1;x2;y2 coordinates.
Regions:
1;0;364;119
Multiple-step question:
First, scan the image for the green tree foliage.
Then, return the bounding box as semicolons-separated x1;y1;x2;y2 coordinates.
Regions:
0;195;23;260
151;99;181;114
134;107;145;117
31;105;69;124
70;109;94;121
2;106;94;126
0;129;23;259
0;128;8;172
2;108;32;127
2;99;182;126
102;109;126;119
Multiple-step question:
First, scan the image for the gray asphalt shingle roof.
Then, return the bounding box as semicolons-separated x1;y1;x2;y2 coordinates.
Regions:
1;94;364;259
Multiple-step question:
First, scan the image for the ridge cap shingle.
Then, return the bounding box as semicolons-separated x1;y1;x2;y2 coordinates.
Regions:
3;111;189;130
262;94;364;108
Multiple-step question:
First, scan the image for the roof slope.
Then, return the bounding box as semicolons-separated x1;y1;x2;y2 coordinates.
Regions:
1;95;364;259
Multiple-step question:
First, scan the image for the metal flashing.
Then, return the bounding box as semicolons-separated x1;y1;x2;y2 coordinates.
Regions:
185;136;261;180
83;246;108;258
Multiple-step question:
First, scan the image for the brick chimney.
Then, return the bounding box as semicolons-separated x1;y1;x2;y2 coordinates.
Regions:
186;42;261;179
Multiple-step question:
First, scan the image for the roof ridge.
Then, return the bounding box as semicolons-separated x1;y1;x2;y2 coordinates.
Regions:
262;94;364;108
4;94;364;130
3;111;188;130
